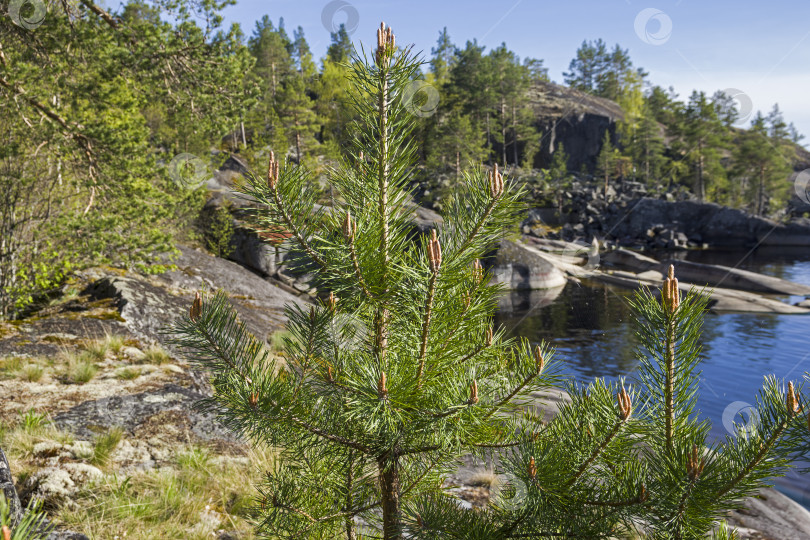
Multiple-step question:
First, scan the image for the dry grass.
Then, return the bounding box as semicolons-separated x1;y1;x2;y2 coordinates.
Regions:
468;470;497;488
142;346;171;365
65;352;98;384
57;444;278;539
19;363;45;382
115;366;141;380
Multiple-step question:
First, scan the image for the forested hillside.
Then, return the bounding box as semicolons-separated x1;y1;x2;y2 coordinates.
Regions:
1;0;807;319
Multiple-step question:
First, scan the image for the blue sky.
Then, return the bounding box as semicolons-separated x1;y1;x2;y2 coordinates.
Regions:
215;0;810;147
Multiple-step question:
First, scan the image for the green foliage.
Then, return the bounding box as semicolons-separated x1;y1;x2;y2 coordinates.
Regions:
200;205;236;259
169;24;810;540
19;410;50;433
0;495;50;539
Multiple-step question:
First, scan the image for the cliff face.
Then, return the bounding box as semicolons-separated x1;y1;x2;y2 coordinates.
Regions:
526;81;624;172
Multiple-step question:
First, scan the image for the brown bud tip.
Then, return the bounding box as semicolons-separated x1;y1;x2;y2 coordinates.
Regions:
617;386;632;421
2;525;10;540
343;211;356;241
668;264;675;280
378;371;388;397
528;456;537;480
787;381;799;414
327;365;334;382
687;445;704;481
249;391;258;409
327;291;337;313
488;164;504;199
485;326;493;347
428;229;442;272
267;151;279;190
190;291;202;321
470;380;479;404
639;484;649;503
472;259;483;283
534;345;544;374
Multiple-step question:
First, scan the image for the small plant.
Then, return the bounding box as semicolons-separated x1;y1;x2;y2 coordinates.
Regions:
0;495;50;539
92;427;123;467
115;367;140;380
104;333;126;355
83;339;109;362
0;356;23;378
142;346;170;365
19;410;49;432
18;364;44;383
67;355;98;384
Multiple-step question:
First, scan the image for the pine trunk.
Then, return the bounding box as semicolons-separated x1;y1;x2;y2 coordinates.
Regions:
378;457;402;540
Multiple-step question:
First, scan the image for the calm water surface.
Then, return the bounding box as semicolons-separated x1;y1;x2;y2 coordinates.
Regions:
495;247;810;506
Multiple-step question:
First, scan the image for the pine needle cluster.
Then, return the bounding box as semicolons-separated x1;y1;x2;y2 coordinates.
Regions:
170;24;810;539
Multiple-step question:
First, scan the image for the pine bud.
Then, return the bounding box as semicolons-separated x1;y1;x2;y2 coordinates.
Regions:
639;484;649;503
249;391;258;409
485;326;493;347
534;345;544;374
469;380;479;404
326;365;334;382
472;259;484;283
787;381;800;415
343;211;357;241
463;291;470;309
528;456;537;480
375;22;395;65
488;163;504;199
327;291;337;313
378;371;388;398
267;151;280;190
686;445;705;482
428;229;442;272
2;525;10;540
662;264;681;313
617;385;632;421
189;291;202;321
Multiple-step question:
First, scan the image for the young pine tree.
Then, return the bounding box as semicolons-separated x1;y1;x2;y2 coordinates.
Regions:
170;24;810;540
171;23;558;539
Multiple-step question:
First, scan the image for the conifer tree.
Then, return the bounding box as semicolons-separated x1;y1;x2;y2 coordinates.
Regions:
170;24;810;540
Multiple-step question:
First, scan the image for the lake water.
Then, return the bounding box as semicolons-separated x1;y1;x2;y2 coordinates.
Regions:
495;247;810;507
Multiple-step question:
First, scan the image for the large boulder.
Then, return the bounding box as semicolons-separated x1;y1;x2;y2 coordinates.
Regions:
490;240;568;290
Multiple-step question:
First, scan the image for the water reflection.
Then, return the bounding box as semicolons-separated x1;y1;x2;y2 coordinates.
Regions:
494;249;810;507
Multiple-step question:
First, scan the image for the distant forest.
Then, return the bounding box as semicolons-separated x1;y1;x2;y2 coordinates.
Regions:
0;0;806;317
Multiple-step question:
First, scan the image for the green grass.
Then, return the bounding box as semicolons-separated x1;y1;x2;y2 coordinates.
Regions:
142;346;170;365
67;354;98;384
92;427;123;467
20;409;50;432
19;363;44;382
0;356;24;379
115;366;141;380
